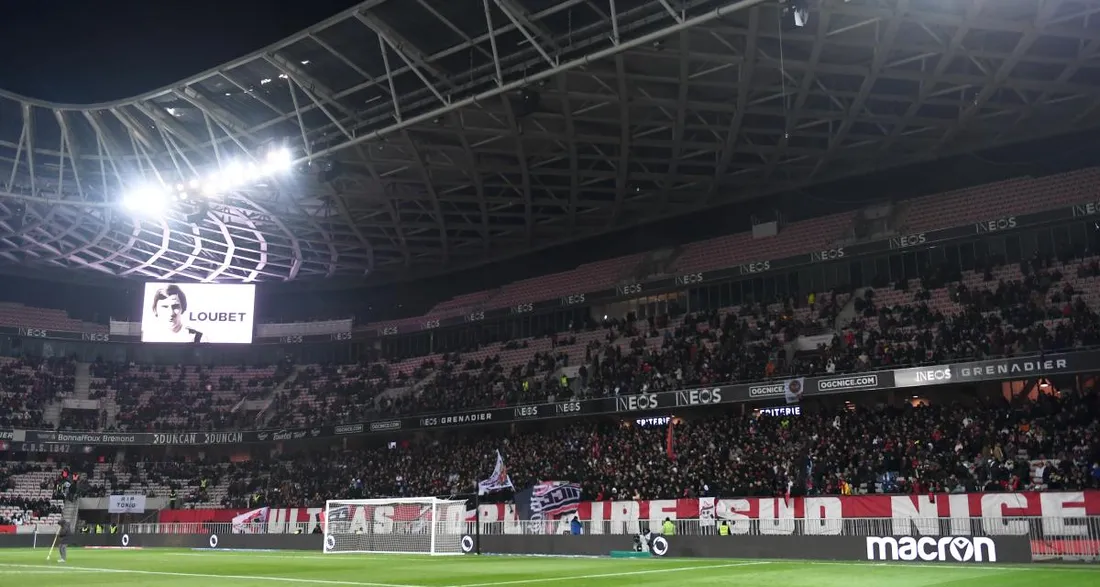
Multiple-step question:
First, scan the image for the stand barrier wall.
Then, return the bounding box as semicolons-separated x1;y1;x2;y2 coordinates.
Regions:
0;532;1039;564
476;534;1035;563
1;516;1095;563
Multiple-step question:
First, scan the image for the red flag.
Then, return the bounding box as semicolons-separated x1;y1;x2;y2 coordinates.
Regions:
666;421;676;460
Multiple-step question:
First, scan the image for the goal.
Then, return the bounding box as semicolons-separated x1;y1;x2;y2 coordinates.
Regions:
322;497;468;555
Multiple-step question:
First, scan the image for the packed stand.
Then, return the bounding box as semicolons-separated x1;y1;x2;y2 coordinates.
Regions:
88;361;289;432
80;250;1100;431
57;409;105;431
0;356;75;429
295;248;1100;421
267;362;394;428
176;387;1100;509
72;460;223;508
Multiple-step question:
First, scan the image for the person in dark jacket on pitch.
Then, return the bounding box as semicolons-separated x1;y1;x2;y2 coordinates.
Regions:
57;519;70;563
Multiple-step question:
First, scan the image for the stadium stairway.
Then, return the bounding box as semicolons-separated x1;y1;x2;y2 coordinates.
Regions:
73;362;91;401
377;369;439;407
62;500;79;531
256;365;308;428
42;402;62;429
833;286;870;330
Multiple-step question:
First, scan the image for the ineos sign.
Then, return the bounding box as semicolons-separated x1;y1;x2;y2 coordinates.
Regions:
513;406;540;419
675;388;722;406
616;393;659;412
866;536;996;562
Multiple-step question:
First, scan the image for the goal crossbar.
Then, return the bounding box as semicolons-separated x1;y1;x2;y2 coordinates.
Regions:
322;497;467;556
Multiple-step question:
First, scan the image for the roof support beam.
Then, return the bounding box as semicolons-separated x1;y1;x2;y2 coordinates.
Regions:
304;0;773;164
932;0;1060;152
501;96;535;247
557;75;580;233
808;0;907;180
763;8;831;181
609;54;631;228
401;130;449;263
492;0;558;68
705;5;759;206
876;0;986;155
453;111;492;250
21;105;37;200
661;31;690;215
354;12;452;87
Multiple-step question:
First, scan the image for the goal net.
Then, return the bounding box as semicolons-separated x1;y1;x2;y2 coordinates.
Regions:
323;498;468;555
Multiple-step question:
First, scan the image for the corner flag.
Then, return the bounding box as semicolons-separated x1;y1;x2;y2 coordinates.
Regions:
478;450;514;495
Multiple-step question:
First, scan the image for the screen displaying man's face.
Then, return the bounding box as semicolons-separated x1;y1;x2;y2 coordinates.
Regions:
155;294;184;332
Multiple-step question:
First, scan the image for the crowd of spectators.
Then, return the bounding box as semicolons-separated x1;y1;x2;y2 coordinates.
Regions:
0;357;75;429
5;236;1100;441
262;251;1100;426
58;384;1100;510
88;361;292;432
0;462;65;524
18;248;1099;434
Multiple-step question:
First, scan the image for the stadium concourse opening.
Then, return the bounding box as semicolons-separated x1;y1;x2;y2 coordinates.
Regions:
4;0;1100;584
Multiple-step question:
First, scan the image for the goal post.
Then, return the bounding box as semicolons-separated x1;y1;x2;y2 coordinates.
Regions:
322;497;468;555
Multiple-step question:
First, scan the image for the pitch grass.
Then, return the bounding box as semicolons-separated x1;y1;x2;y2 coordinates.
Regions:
0;548;1098;587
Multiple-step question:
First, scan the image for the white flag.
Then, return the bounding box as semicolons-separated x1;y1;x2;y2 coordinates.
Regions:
231;506;270;534
478;450;514;496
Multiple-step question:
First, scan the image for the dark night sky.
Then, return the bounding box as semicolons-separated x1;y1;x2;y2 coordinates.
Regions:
0;0;363;103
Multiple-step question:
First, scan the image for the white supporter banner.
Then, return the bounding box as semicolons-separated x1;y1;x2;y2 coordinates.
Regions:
140;282;256;344
108;495;147;514
232;506;270;534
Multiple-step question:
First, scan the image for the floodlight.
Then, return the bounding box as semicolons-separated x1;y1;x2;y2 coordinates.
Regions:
122;185;168;215
260;148;290;173
224;161;247;187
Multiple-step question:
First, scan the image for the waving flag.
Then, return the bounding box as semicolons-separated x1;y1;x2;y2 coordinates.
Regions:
477;450;514;496
231;506;269;534
516;481;582;521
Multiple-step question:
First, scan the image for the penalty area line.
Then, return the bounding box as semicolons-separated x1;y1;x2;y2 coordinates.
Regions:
444;561;771;587
0;563;423;587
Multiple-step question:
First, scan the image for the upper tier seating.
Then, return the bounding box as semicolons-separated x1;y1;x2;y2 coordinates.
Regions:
389;168;1100;329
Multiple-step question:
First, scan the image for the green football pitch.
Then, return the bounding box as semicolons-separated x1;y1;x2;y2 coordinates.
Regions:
0;548;1097;586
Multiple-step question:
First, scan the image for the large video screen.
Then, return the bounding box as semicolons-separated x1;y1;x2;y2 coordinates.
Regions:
141;283;256;344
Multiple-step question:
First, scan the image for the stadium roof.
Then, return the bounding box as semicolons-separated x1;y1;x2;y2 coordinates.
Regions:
2;0;1100;285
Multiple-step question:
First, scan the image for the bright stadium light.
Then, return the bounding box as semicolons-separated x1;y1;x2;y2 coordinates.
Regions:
120;146;295;216
122;184;169;216
264;147;293;174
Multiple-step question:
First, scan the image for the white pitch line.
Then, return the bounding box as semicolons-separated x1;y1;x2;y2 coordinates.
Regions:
800;561;1100;573
0;570;76;574
444;561;772;587
0;563;423;587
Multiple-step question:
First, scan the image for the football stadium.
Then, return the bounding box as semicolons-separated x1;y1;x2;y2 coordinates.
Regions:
1;0;1100;585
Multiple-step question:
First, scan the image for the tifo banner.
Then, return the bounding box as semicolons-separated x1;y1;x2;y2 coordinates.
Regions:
108;495;147;514
232;507;270;534
514;482;583;528
161;491;1100;536
140;282;256;344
